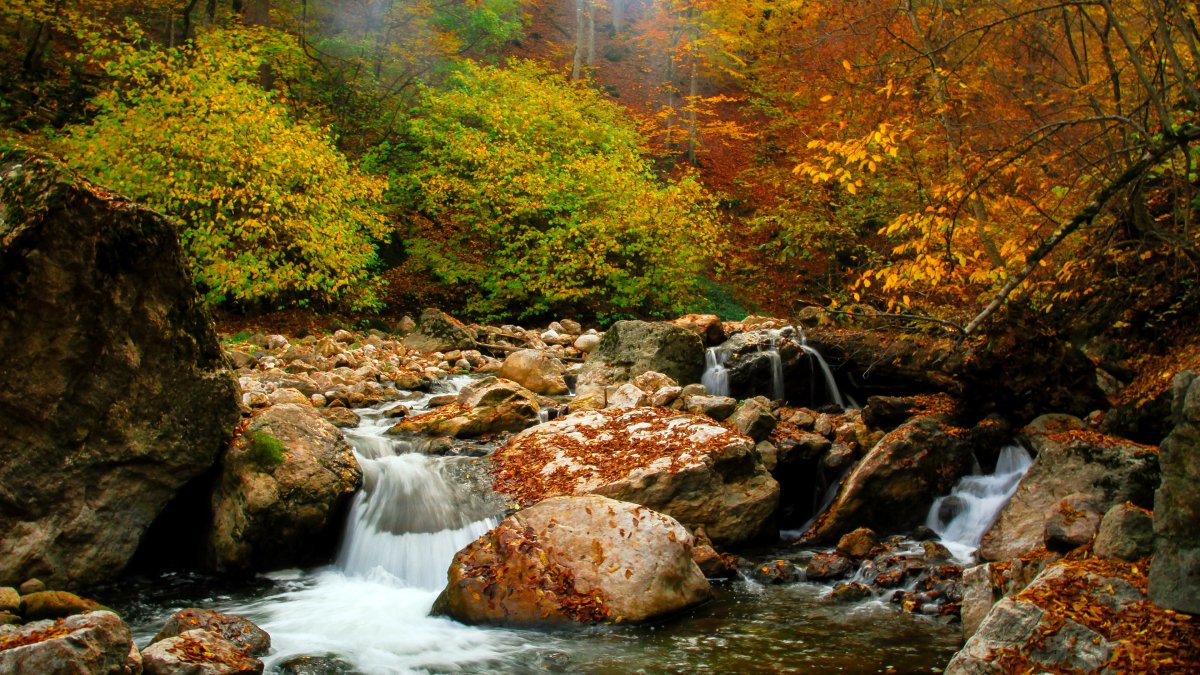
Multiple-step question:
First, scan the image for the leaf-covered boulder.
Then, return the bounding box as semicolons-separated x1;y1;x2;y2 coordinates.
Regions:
491;407;779;546
209;404;362;572
0;149;242;589
141;628;262;675
433;495;711;625
151;609;270;657
978;415;1159;562
0;611;141;673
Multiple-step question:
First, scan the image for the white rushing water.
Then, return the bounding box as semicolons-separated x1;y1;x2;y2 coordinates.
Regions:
700;327;847;407
218;375;534;672
702;346;731;397
926;444;1034;562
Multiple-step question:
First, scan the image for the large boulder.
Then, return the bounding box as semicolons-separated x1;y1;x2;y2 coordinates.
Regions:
0;150;242;588
209;404;362;572
1150;370;1200;614
947;558;1195;674
0;610;141;673
151;609;270;656
433;495;711;625
978;415;1159;562
576;320;704;387
390;377;540;438
491;407;779;546
801;416;973;543
498;349;568;395
141;629;262;675
671;314;725;346
402;309;476;353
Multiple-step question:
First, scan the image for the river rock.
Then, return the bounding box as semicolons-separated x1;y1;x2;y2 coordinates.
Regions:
1150;370;1200;614
801;417;972;543
19;590;103;621
573;334;602;354
836;528;879;559
684;395;737;421
671;314;725;345
0;610;140;673
978;415;1160;562
959;553;1057;639
1042;493;1102;553
499;350;569;395
805;551;854;581
403;309;476;353
152;609;270;656
607;383;648;409
0;150;242;588
491;407;779;546
209;404;362;572
391;377;540;438
946;560;1156;674
727;396;776;442
1095;503;1155;562
434;495;711;625
575;320;705;387
0;588;17;614
141;629;262;674
275;655;357;674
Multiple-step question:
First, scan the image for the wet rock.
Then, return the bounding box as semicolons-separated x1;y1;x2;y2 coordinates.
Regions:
802;417;973;544
275;655;358;674
209;404;362;572
671;314;725;346
499;350;569;395
19;590;103;621
0;610;140;673
836;528;879;559
141;628;262;674
0;150;242;589
727;397;776;443
691;545;738;579
828;582;872;603
1043;493;1102;553
822;443;855;472
1095;503;1155;562
862;396;918;430
805;551;854;581
750;560;802;585
922;541;953;561
322;408;361;428
1150;370;1200;615
392;378;540;438
979;415;1159;561
576;320;705;387
152;609;270;656
0;588;18;614
684;395;737;421
403;309;476;353
434;495;711;625
491;408;779;546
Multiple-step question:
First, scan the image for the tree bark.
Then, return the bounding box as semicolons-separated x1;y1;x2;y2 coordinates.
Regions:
572;0;585;79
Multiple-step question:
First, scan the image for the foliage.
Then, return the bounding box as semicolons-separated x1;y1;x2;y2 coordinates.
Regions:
393;59;721;321
57;25;389;310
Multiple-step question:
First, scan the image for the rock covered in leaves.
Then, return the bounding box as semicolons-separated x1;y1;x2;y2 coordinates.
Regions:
491;407;779;546
391;377;541;438
0;149;242;588
978;415;1159;562
1151;370;1200;615
141;628;263;675
151;609;270;656
0;610;141;673
576;320;705;387
433;495;711;625
209;404;362;572
800;416;973;544
946;554;1199;674
960;549;1059;639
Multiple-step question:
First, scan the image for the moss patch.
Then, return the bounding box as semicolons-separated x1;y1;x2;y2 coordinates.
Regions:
244;430;286;468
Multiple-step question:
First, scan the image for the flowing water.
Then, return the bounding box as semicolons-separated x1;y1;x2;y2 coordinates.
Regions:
109;374;964;673
700;328;848;407
701;347;730;397
926;444;1034;562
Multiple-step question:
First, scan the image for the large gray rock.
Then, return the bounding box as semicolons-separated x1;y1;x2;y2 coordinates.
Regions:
576;320;704;387
1095;502;1155;562
491;407;779;546
0;610;141;673
0;150;242;588
433;495;711;625
959;554;1056;639
402;308;476;352
209;404;362;572
802;416;973;543
1150;370;1200;614
979;415;1160;562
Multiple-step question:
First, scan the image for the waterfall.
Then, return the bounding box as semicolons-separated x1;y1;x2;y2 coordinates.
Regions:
765;336;786;402
799;344;846;409
702;347;731;397
926;444;1034;562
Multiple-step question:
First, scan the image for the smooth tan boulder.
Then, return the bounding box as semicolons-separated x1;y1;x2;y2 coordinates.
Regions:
0;611;141;673
390;377;541;438
434;495;711;625
491;407;779;546
499;349;569;395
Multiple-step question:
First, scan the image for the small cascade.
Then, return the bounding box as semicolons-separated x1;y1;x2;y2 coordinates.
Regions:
764;336;786;402
793;328;846;409
926;444;1034;562
702;347;731;397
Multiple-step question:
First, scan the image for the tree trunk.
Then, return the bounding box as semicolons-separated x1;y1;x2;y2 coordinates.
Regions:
572;0;585;80
686;32;699;164
612;0;625;33
586;0;596;67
